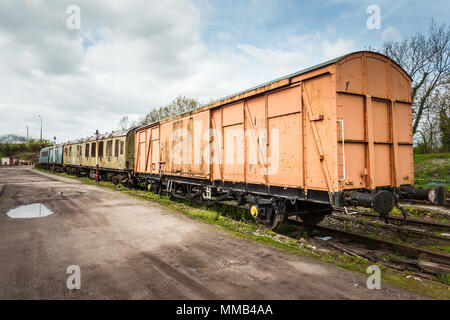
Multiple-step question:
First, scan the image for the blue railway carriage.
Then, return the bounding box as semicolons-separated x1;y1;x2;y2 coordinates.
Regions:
39;145;64;171
48;144;64;171
38;147;51;168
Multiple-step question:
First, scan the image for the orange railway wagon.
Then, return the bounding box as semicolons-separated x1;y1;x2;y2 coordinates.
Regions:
134;51;444;229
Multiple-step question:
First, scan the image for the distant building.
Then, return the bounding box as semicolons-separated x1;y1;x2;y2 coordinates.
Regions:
1;157;17;165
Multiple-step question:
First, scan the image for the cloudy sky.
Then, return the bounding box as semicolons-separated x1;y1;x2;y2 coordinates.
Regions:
0;0;448;143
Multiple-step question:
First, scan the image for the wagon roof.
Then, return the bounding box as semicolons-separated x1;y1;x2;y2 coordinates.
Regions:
65;128;133;145
135;50;411;131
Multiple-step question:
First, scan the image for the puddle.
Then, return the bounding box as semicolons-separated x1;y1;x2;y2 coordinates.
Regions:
53;191;84;197
6;203;54;219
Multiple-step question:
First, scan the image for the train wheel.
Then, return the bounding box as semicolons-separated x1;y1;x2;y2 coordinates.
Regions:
251;205;285;231
111;175;120;185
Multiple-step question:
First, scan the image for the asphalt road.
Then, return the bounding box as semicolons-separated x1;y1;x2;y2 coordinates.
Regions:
0;167;425;299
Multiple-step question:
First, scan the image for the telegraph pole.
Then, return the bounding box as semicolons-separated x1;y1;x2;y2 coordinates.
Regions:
38;115;42;141
52;136;56;173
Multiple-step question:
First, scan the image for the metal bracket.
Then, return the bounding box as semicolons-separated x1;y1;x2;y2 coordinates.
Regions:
338;119;346;182
167;180;173;192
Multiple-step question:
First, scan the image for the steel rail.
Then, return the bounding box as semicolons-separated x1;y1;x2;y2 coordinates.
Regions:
400;199;450;210
327;214;450;241
346;211;450;229
287;219;450;266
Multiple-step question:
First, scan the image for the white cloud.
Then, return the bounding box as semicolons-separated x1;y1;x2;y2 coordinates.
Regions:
0;0;360;143
237;35;357;82
217;31;232;41
382;26;402;41
322;38;357;59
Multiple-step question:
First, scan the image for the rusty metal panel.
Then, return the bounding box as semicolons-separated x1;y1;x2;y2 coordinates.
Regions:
210;108;223;181
372;100;390;142
156;111;210;178
398;145;414;185
223;102;244;127
303;74;334;191
137;131;146;173
170;119;184;174
341;143;366;188
245;95;267;185
367;56;388;99
391;64;411;102
149;127;160;173
267;113;303;187
159;122;172;174
337;93;365;141
190;111;210;177
374;144;392;186
267;86;301;118
395;102;413;143
223;123;244;181
336;56;363;94
150;140;159;173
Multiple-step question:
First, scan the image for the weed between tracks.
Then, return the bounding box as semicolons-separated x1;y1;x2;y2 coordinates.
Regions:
34;168;450;299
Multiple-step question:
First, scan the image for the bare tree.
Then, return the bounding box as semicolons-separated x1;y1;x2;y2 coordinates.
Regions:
140;95;199;126
118;116;130;130
416;93;441;153
438;89;450;152
0;134;27;143
380;21;450;136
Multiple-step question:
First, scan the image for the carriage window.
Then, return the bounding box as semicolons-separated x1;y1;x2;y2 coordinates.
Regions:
120;141;124;155
69;146;72;156
85;144;90;158
106;140;112;156
91;142;96;157
115;139;119;157
98;141;104;157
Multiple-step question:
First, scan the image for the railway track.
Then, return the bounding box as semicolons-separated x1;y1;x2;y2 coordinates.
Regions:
288;218;450;265
400;199;450;210
346;210;450;230
328;212;450;241
209;200;450;278
286;218;450;278
329;217;448;241
208;199;450;279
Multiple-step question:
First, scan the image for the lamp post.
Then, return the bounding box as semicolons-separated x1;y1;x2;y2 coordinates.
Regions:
52;136;56;173
38;115;42;141
95;129;99;182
